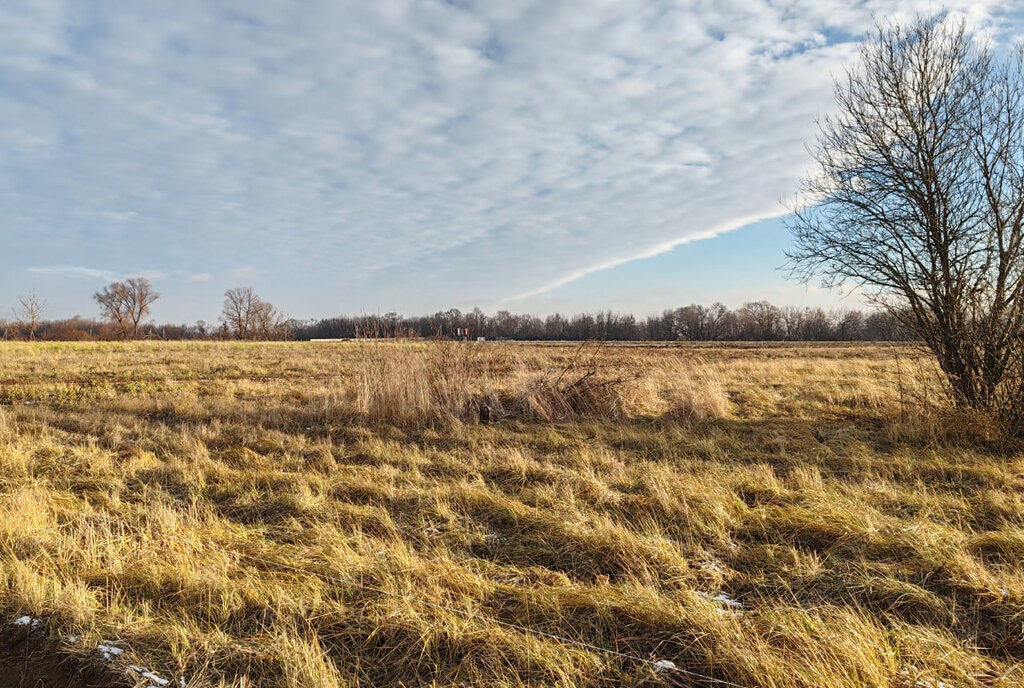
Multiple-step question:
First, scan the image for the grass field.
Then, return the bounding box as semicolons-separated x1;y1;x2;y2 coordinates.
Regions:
0;341;1021;687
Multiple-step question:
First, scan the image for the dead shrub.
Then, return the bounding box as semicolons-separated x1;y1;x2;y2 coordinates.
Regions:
507;343;641;422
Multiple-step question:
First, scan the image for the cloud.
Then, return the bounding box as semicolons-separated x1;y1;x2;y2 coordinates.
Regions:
0;0;1018;317
26;265;210;284
26;265;120;281
228;267;260;280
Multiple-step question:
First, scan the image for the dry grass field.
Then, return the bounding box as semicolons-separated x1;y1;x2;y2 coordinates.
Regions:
0;340;1021;687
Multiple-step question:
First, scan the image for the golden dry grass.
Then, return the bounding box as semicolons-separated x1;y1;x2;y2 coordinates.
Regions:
0;340;1021;687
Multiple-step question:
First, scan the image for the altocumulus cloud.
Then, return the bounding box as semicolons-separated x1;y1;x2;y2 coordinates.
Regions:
0;0;1016;315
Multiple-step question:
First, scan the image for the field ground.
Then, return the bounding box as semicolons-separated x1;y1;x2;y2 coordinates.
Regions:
0;341;1021;687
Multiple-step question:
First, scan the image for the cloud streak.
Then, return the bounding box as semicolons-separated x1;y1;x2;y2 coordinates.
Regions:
507;210;783;302
26;265;120;282
27;265;212;284
0;1;1018;318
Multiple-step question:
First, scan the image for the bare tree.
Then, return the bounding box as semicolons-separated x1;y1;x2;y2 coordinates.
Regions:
787;16;1024;429
737;301;780;340
14;293;47;340
221;287;287;340
671;305;707;340
94;278;160;340
221;287;259;340
252;299;287;339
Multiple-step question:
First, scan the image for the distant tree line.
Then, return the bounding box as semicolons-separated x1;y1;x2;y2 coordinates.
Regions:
1;292;913;342
0;274;915;342
296;303;913;341
0;284;913;344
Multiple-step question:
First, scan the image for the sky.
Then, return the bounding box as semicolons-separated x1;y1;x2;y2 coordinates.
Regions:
1;1;1022;323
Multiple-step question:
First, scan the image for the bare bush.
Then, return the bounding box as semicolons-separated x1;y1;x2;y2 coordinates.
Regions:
512;343;641;421
788;16;1024;436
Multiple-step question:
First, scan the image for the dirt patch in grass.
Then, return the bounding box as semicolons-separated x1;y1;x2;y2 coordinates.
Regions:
0;635;115;688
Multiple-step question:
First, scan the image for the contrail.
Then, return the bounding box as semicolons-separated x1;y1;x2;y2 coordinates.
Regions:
503;209;784;303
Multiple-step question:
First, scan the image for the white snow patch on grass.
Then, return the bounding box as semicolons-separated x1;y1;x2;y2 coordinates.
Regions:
11;615;41;629
653;659;678;673
713;592;745;609
142;671;170;686
696;590;747;614
128;662;172;686
898;668;954;688
7;616;179;688
699;557;726;575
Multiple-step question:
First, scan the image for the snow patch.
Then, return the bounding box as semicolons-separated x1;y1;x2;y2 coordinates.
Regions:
713;592;745;609
127;663;173;687
699;558;726;575
11;615;41;629
653;659;678;673
143;671;170;686
6;619;182;688
696;591;746;613
898;668;953;688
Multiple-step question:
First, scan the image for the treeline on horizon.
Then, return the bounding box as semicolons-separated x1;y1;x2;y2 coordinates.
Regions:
2;301;915;342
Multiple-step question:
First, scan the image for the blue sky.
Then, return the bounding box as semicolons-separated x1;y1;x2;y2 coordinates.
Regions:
512;218;849;316
0;1;1019;323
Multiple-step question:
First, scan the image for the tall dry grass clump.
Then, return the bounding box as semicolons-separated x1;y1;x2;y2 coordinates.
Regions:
884;349;1004;446
354;340;490;427
353;340;653;426
657;362;731;422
